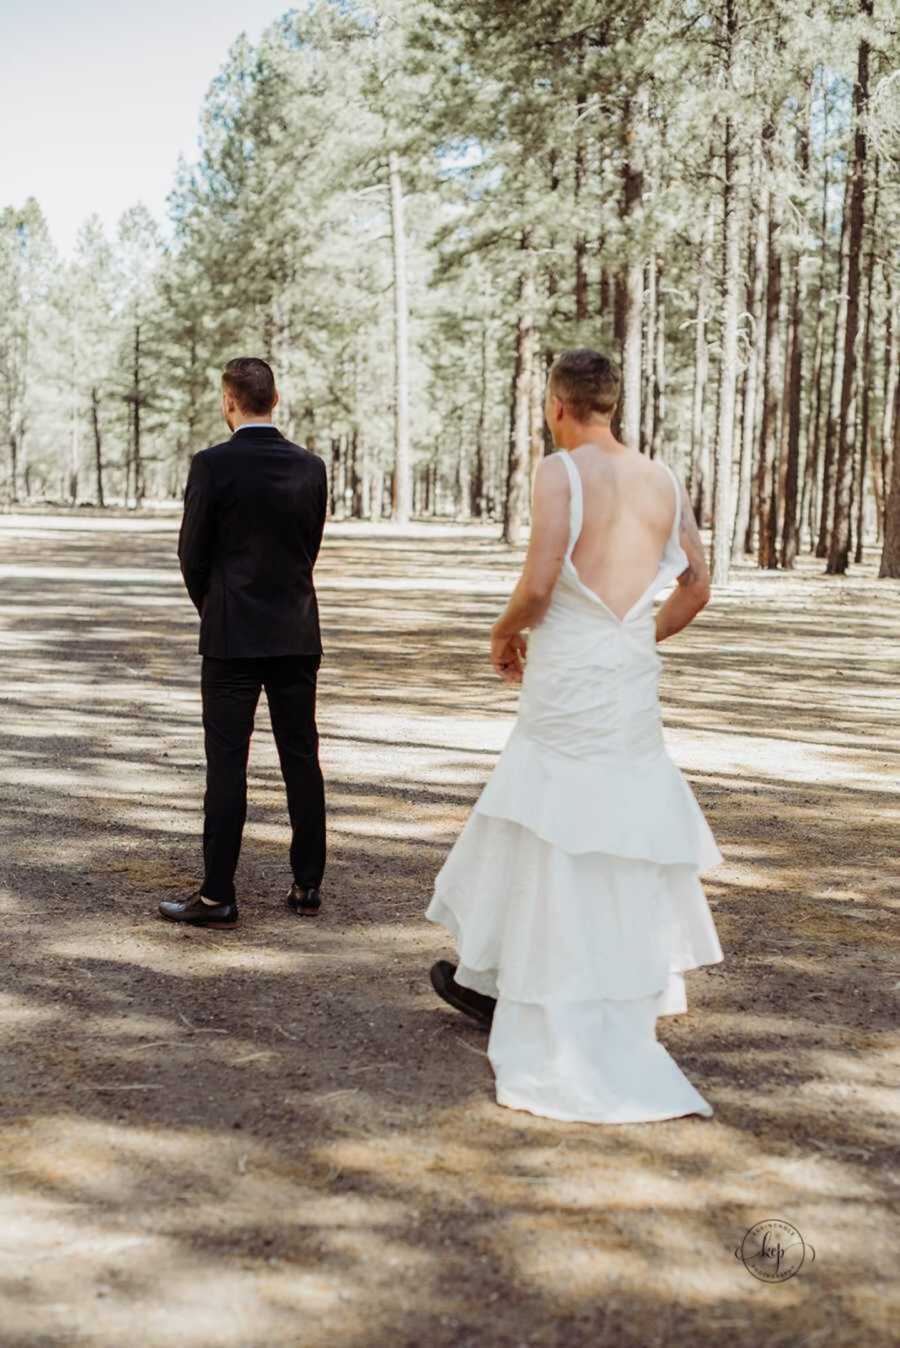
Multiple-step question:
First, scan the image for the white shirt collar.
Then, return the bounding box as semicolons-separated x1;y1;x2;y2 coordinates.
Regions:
235;422;277;430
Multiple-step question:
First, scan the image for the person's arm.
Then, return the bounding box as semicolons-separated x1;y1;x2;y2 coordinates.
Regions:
655;482;711;643
177;453;215;614
491;454;570;682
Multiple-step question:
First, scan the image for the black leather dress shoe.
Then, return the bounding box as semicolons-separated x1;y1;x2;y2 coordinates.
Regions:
430;959;496;1028
158;891;239;929
286;883;321;916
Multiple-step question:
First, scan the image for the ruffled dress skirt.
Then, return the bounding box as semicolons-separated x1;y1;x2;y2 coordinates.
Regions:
425;572;725;1124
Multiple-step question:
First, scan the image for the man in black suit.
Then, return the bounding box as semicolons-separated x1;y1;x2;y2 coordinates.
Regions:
160;357;328;930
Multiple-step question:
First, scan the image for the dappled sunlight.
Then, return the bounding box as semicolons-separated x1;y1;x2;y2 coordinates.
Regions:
503;1216;752;1306
1;515;897;1344
42;934;333;977
0;990;60;1029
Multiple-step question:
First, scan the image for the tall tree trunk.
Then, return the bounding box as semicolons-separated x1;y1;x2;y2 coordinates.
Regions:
618;92;644;449
472;321;488;518
827;0;872;574
504;242;535;545
388;149;412;524
599;263;614;340
68;391;79;504
7;331;28;502
574;79;588;324
131;321;143;509
874;317;891;552
545;148;560;353
91;386;104;508
621;263;643;449
879;374;900;575
529;343;545;476
746;355;766;554
711;9;740;588
804;313;824;548
778;81;810;570
690;213;713;523
774;282;791;544
780;263;803;567
457;416;471;521
816;168;851;557
613;273;626;357
329;437;341;516
802;75;824;552
350;428;362;519
642;255;656;455
9;433;19;504
802;113;830;551
855;156;879;563
651;262;666;461
881;278;898;534
733;132;767;558
757;158;782;571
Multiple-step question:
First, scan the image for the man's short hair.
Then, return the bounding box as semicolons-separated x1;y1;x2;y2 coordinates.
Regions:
549;349;620;421
222;357;277;415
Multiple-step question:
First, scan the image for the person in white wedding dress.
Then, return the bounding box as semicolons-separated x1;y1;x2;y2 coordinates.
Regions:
425;348;724;1124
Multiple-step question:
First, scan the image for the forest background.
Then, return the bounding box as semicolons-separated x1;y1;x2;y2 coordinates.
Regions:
2;0;899;584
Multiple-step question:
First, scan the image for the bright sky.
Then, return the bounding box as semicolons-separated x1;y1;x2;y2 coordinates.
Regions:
1;0;294;255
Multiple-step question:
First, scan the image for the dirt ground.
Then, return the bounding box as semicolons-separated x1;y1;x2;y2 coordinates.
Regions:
0;509;897;1348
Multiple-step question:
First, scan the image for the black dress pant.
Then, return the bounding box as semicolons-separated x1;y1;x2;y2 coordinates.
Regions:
200;654;325;902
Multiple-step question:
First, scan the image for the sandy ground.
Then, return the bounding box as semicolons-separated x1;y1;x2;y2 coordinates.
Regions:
0;510;897;1348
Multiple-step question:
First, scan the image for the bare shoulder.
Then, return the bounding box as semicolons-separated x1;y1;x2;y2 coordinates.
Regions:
645;456;679;491
646;463;673;501
533;451;571;497
627;455;679;517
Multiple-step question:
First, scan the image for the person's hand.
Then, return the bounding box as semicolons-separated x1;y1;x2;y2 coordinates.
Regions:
491;626;527;683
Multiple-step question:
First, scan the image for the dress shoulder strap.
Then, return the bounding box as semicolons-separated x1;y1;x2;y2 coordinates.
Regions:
556;450;584;557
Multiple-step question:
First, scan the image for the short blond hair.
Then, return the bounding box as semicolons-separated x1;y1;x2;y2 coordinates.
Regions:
549;348;620;420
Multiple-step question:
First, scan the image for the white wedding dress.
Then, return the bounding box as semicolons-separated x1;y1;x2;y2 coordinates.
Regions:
426;449;724;1123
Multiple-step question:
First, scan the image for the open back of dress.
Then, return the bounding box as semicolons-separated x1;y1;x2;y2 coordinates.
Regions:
560;449;687;624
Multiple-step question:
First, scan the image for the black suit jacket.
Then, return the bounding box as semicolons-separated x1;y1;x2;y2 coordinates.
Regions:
178;426;327;658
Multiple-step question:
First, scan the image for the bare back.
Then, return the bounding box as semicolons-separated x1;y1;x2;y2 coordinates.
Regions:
568;444;677;621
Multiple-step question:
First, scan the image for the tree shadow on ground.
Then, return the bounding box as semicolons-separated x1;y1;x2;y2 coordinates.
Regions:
0;519;897;1347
